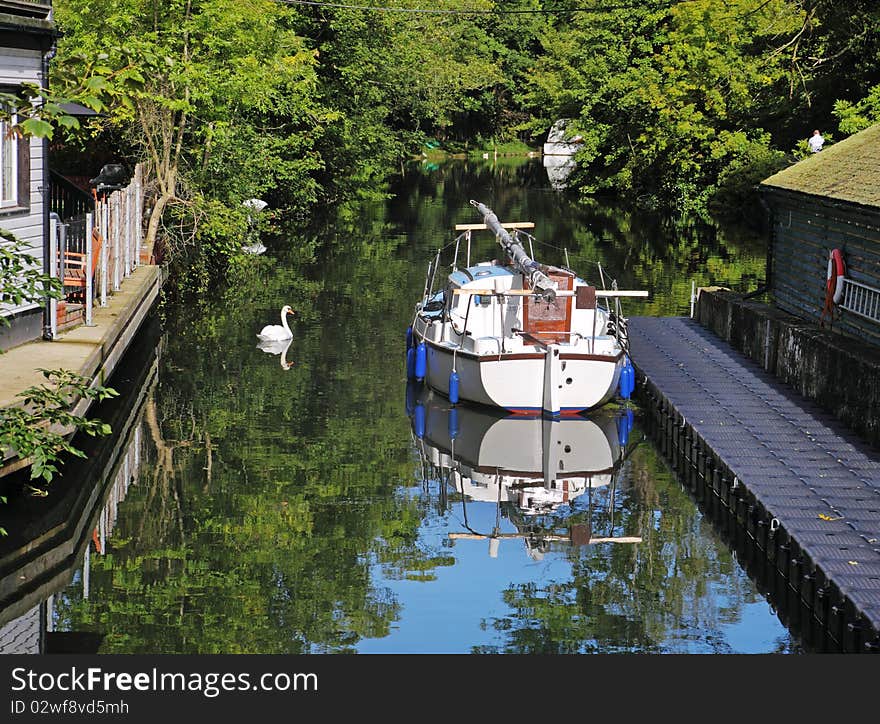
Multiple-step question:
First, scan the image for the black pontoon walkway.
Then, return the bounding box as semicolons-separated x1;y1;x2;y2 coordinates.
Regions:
628;316;880;650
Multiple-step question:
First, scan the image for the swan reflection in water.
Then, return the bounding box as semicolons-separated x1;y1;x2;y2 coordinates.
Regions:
256;337;294;370
407;384;643;559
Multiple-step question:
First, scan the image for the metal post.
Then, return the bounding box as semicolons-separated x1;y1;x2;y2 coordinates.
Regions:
46;594;54;633
113;194;121;291
690;280;696;318
99;505;106;553
83;543;90;600
428;249;440;295
422;260;432;301
135;166;143;265
100;198;108;306
58;222;67;284
48;214;58;340
124;187;131;276
85;212;94;326
133;424;140;475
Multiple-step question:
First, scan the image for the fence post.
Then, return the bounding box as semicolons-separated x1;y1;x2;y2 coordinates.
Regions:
58;222;67;284
123;186;131;276
99;197;108;307
113;193;121;291
48;214;58;340
85;212;94;326
135;165;143;264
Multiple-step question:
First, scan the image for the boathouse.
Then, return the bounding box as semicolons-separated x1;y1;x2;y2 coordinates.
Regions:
0;0;55;349
760;124;880;346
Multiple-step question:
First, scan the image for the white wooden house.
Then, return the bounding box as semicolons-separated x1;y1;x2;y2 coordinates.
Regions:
0;0;55;350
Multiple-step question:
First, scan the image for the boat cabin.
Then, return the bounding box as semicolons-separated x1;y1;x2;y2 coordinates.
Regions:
442;262;609;351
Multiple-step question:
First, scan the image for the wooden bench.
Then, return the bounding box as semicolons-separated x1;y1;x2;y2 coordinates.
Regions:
60;228;102;303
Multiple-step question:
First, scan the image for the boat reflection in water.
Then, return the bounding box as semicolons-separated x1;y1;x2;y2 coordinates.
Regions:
543;154;577;190
407;383;642;560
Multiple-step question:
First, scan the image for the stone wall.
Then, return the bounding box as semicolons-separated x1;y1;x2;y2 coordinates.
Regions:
695;288;880;449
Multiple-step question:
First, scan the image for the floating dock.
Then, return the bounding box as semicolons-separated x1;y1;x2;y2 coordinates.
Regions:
628;315;880;653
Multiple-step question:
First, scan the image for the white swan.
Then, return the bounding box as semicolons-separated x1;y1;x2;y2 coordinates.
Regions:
256;337;294;369
257;305;294;341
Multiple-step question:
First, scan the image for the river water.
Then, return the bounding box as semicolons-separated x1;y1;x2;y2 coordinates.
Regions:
0;158;802;654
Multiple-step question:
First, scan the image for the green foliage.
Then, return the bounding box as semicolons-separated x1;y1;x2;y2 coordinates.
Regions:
0;370;118;488
709;133;789;218
0;233;63;312
834;85;880;134
53;0;334;287
0;83;92;141
41;0;880;277
162;194;251;296
523;0;804;211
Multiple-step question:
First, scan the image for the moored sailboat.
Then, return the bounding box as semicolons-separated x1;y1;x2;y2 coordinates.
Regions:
407;200;647;416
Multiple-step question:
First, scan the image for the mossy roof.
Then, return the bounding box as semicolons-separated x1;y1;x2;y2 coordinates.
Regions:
760;124;880;209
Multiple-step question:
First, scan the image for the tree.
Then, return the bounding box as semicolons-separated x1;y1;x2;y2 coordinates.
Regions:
522;1;803;210
53;0;332;259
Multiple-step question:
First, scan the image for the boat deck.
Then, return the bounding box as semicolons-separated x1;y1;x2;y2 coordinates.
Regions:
628;315;880;651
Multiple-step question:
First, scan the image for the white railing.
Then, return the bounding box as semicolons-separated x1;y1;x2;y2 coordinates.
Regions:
840;278;880;324
48;164;145;337
95;163;145;301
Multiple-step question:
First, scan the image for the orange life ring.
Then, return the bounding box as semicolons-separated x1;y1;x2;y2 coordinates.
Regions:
826;248;846;305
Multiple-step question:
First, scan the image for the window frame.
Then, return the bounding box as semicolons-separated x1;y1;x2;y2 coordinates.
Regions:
0;89;32;217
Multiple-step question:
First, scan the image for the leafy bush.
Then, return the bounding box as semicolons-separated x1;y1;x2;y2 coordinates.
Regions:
0;369;118;489
710;135;788;220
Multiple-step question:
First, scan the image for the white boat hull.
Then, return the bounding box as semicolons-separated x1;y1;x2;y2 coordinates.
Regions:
420;335;623;415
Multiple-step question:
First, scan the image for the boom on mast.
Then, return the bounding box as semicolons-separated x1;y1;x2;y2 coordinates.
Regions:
469;200;558;301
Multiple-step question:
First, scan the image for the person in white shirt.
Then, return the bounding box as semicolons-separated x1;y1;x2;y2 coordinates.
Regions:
808;129;824;153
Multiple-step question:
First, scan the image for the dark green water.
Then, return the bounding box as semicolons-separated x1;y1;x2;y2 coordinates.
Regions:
2;159;800;654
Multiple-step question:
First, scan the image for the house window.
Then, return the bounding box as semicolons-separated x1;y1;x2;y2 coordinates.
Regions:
0;105;17;208
0;93;29;214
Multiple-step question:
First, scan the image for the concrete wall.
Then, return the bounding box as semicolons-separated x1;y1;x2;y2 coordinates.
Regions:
696;288;880;449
